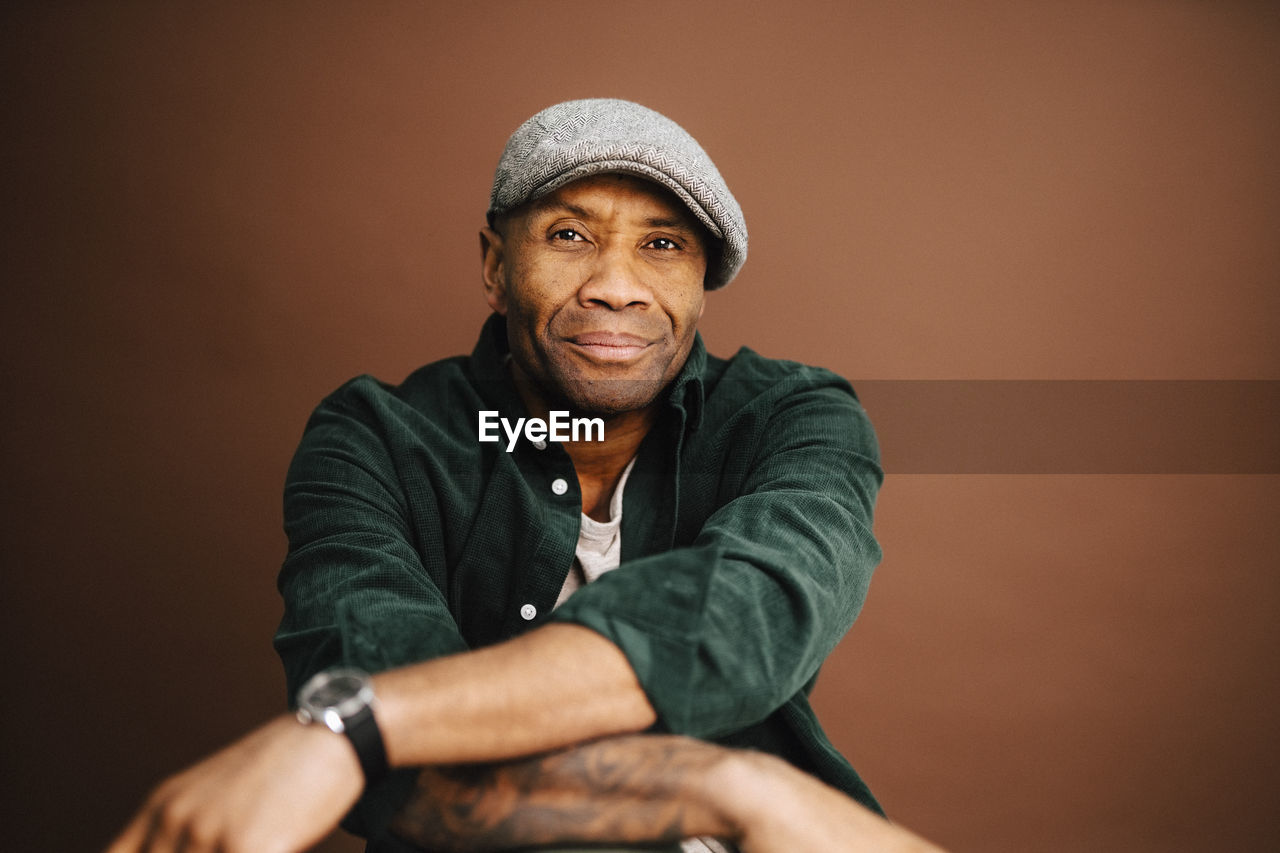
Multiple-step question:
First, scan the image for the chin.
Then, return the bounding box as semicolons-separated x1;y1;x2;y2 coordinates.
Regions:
556;377;668;418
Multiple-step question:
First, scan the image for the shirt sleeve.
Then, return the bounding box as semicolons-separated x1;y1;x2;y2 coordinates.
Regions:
549;373;882;739
273;384;470;840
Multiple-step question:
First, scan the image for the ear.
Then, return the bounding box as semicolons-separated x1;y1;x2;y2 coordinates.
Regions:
480;225;508;315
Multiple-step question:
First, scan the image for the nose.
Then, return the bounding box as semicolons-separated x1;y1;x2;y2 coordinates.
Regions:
577;243;652;310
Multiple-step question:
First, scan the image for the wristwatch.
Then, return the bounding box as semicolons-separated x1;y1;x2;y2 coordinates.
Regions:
295;667;389;786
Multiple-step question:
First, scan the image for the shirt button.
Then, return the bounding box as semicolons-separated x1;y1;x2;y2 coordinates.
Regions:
519;603;537;621
532;439;547;450
550;478;568;495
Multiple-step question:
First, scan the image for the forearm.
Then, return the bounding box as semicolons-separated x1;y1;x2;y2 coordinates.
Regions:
726;750;949;853
390;734;737;851
390;735;950;853
373;622;656;767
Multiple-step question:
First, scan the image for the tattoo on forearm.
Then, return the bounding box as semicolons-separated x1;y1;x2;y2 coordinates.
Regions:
391;734;732;851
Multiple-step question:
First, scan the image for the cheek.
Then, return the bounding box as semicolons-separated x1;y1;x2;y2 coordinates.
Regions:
513;254;577;306
666;288;705;334
522;265;603;340
503;260;552;319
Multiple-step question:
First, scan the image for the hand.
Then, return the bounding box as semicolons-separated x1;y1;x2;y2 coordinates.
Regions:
106;714;364;853
714;751;949;853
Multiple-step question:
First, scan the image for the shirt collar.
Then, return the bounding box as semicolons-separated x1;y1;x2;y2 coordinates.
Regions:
667;331;706;432
468;312;706;432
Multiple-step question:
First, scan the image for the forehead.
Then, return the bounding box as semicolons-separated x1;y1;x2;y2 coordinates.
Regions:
526;173;702;229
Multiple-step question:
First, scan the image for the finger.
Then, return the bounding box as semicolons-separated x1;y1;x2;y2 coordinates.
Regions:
104;797;174;853
172;812;226;853
172;824;193;853
138;794;191;853
104;810;151;853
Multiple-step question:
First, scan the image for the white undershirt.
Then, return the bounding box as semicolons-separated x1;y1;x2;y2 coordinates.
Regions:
551;457;732;853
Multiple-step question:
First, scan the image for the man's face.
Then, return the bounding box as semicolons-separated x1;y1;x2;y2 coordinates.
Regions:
481;173;709;418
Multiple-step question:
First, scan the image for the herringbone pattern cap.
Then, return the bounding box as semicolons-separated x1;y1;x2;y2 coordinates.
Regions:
488;99;747;289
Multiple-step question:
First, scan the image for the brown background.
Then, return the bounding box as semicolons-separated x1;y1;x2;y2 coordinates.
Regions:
3;1;1278;851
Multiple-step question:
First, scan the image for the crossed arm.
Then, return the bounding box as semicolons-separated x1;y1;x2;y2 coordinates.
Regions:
108;624;945;853
393;732;945;853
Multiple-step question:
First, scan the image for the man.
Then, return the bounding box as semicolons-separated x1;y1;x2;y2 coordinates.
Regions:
109;99;944;853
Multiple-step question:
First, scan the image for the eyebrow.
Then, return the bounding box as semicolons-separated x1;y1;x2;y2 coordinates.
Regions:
533;199;594;220
532;199;698;232
641;215;692;230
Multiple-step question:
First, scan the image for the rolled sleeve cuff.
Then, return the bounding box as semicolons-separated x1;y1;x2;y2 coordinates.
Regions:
550;545;769;737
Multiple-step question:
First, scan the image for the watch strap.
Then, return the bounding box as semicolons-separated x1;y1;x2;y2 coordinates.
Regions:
342;702;389;786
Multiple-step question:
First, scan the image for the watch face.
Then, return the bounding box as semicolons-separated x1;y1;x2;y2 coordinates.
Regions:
299;668;373;719
309;673;363;706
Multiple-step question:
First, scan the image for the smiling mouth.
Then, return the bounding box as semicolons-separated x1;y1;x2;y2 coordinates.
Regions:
566;332;652;363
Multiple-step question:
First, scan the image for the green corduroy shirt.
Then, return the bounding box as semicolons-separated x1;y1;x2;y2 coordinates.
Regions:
274;313;885;846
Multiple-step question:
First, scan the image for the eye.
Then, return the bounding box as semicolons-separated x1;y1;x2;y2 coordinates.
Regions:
647;237;680;250
551;228;584;242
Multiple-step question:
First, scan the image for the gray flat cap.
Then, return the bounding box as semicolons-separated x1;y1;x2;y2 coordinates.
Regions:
488;98;747;289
